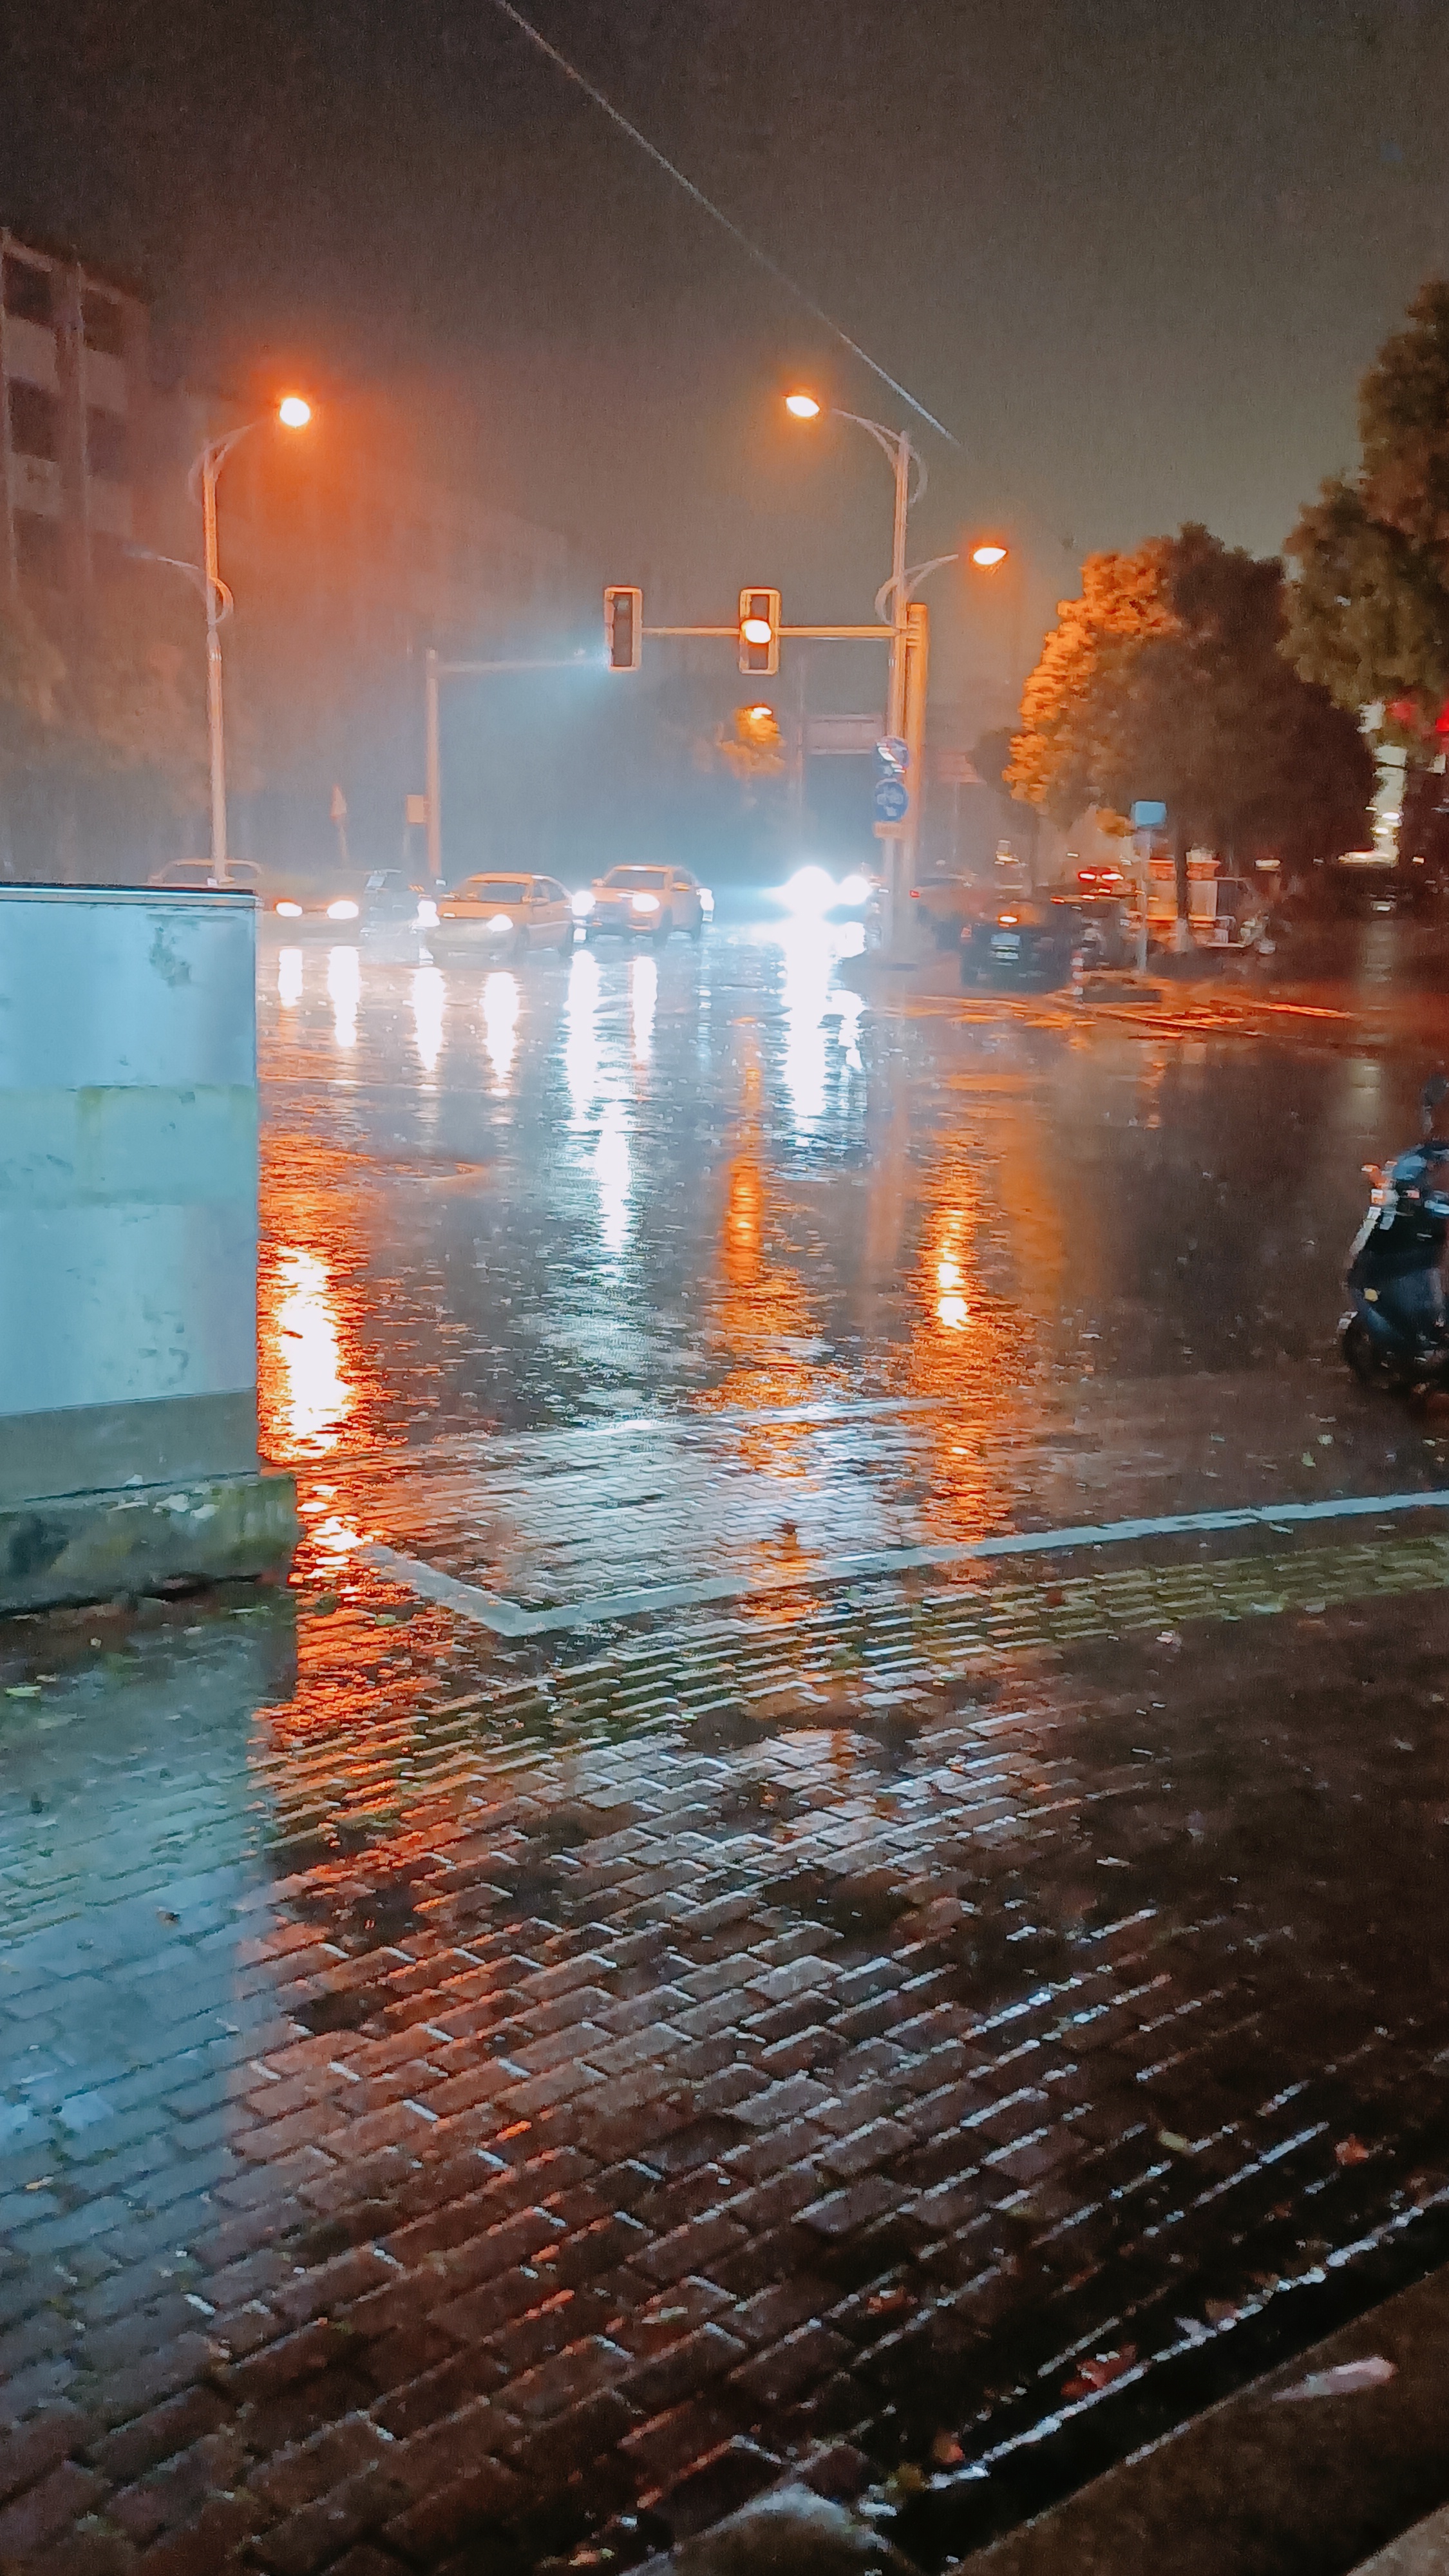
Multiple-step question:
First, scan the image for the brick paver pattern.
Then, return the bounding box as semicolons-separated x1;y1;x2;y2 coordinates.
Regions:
3;1533;1449;2575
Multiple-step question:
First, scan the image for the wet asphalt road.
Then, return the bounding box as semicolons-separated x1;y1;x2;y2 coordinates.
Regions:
6;910;1449;2575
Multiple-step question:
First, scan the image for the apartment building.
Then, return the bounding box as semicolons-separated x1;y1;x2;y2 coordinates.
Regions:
0;231;149;596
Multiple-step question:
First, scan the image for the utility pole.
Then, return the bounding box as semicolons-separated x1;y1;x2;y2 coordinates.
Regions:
424;647;441;885
201;451;227;882
900;601;930;898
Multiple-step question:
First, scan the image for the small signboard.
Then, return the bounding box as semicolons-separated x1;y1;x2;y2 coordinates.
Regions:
1131;799;1167;829
875;776;909;824
405;794;430;826
805;714;884;756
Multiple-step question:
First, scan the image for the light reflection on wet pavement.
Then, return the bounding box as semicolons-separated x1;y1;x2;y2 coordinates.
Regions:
6;920;1449;2573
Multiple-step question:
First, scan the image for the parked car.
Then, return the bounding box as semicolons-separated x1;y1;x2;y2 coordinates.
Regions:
909;873;994;949
582;864;708;941
434;872;574;958
962;898;1085;987
1048;893;1135;967
149;859;262;893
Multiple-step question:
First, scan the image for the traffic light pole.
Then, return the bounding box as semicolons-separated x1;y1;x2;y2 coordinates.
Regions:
423;649;594;885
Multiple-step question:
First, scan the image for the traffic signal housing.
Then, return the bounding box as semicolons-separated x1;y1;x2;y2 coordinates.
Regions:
605;585;642;671
738;587;781;677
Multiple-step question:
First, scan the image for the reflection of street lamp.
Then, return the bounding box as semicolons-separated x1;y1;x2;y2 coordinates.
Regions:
193;394;312;881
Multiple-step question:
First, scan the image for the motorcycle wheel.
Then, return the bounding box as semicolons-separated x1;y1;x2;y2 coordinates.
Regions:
1341;1313;1410;1391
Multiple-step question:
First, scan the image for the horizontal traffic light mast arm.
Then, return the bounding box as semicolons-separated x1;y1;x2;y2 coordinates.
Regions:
431;656;595;677
641;623;894;641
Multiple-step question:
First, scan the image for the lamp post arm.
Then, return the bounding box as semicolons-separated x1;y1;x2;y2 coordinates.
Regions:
875;552;960;624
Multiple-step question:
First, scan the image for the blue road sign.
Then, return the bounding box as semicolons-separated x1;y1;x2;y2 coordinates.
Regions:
875;776;909;823
1131;799;1167;828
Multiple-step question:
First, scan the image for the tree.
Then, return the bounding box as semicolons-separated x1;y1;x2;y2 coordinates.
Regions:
1285;280;1449;750
1009;526;1373;879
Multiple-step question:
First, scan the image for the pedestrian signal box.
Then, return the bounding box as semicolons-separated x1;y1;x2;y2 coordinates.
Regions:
604;585;642;671
738;587;781;677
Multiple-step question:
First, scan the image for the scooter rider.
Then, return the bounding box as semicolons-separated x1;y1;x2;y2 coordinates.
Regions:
1367;1074;1449;1343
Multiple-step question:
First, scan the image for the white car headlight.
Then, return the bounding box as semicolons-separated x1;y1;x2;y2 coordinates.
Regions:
699;888;714;917
327;899;359;921
630;892;661;913
415;899;438;927
571;889;594;918
488;913;514;931
274;900;303;918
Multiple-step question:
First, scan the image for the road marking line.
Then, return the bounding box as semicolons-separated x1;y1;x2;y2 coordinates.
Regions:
363;1484;1449;1638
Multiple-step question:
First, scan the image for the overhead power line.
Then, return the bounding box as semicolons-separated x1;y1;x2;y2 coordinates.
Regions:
488;0;960;448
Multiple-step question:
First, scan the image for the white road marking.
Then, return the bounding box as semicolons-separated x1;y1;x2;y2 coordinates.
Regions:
362;1485;1449;1638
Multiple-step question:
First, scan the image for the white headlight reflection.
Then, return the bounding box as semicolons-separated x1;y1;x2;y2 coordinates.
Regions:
415;898;439;929
412;965;445;1075
594;1098;632;1257
327;943;360;1048
327;898;360;922
630;952;656;1068
278;947;303;1007
483;971;520;1084
565;945;601;1124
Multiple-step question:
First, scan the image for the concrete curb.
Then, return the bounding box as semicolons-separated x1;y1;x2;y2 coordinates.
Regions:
0;1468;299;1611
951;2259;1449;2576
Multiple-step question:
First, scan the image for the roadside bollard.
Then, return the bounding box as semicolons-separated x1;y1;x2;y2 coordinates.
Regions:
1070;947;1086;1001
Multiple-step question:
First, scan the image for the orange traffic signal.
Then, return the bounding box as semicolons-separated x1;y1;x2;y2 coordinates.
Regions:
738;587;781;676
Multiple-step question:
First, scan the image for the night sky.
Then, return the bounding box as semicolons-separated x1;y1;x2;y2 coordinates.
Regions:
5;0;1448;686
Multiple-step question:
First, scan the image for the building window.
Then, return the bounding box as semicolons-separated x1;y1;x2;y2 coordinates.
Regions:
3;256;52;326
8;381;58;460
14;512;64;588
81;289;124;356
86;407;127;481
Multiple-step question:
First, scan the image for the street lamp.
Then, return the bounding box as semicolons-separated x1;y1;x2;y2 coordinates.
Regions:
784;390;925;744
193;393;312;882
971;542;1008;569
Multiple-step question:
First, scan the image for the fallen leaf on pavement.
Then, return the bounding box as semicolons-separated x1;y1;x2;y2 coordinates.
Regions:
1336;2136;1372;2166
1275;2356;1396;2402
931;2433;965;2468
1063;2346;1136;2399
866;2287;915;2316
1158;2130;1191;2153
1204;2298;1239;2326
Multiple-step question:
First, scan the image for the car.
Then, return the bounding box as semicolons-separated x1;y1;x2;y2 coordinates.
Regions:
909;873;998;949
433;872;574;958
265;878;370;931
149;858;263;893
962;898;1084;987
1048;892;1135;967
582;864;708;941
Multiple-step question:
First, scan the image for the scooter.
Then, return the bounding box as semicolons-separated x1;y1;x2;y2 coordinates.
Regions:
1341;1077;1449;1392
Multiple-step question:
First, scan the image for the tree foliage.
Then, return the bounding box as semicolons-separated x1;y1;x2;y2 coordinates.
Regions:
1009;525;1373;866
1285;281;1449;748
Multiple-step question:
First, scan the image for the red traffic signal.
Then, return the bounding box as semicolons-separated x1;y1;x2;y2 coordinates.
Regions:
738;587;781;677
605;585;642;671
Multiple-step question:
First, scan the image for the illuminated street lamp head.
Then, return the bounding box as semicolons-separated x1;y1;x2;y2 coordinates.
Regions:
971;542;1009;568
277;395;312;430
785;392;822;420
744;703;773;725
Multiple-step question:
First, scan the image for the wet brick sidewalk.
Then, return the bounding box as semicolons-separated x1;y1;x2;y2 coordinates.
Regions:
3;1535;1449;2575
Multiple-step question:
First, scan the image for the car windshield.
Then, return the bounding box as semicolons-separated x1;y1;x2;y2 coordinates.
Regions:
457;877;529;896
602;868;668;890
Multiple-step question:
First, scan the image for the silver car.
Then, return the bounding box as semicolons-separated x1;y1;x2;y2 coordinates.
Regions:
584;864;709;942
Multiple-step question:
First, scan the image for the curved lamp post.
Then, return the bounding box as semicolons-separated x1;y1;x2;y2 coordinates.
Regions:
189;395;312;882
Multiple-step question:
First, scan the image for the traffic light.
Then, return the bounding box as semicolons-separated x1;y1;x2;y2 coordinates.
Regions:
738;587;781;677
734;703;781;750
604;585;642;671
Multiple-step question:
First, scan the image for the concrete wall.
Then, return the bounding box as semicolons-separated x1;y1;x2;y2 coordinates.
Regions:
0;887;260;1504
